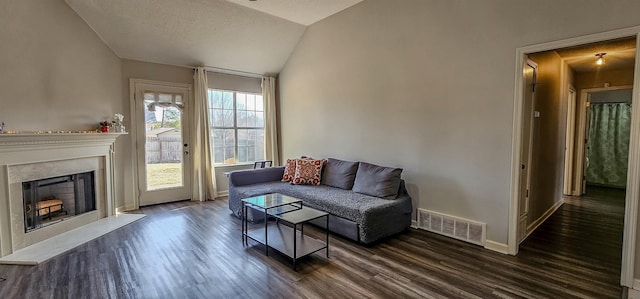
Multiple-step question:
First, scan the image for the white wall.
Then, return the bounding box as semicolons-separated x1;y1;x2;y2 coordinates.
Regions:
278;0;640;246
0;0;122;131
0;0;123;205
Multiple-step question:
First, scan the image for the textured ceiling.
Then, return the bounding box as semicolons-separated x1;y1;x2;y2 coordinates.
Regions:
224;0;363;26
555;37;637;72
65;0;307;75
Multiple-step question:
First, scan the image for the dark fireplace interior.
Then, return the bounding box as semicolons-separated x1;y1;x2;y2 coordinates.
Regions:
22;171;96;233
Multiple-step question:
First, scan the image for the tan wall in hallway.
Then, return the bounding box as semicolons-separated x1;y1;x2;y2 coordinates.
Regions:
575;68;635;92
526;51;569;228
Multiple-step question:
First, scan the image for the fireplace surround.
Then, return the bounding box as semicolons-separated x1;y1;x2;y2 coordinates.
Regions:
0;133;123;257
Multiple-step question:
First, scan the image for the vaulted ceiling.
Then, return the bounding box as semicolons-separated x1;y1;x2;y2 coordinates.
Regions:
65;0;363;75
225;0;363;26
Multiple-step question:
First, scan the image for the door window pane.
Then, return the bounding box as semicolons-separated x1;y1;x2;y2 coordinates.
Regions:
144;101;184;190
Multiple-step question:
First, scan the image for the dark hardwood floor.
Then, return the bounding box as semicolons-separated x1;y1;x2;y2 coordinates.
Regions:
0;187;626;298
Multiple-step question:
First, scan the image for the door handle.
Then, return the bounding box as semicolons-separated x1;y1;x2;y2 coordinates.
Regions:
184;151;189;155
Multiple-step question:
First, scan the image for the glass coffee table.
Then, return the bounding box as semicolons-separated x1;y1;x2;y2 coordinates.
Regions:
242;193;329;270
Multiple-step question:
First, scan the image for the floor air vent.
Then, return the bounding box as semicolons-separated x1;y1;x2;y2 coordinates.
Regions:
417;209;486;246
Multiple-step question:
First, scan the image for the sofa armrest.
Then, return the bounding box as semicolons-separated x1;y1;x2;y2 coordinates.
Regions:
229;166;285;187
355;180;412;243
359;194;413;243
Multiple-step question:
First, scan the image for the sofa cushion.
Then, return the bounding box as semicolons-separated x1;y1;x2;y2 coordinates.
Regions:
292;159;324;185
281;159;297;182
352;162;403;199
321;158;359;190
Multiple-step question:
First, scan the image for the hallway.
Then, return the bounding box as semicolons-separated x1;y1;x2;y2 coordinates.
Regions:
520;186;626;297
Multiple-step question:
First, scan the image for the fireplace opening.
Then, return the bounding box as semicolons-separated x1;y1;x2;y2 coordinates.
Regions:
22;171;96;233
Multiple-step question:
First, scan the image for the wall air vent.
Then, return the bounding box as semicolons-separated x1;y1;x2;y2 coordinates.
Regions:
417;209;486;246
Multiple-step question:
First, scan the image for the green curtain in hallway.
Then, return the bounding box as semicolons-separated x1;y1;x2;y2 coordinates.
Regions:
586;103;632;188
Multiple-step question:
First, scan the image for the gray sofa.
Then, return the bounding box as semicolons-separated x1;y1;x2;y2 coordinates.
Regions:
228;160;413;244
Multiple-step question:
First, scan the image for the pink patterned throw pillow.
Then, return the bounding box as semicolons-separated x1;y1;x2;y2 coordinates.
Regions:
292;159;325;185
282;159;297;182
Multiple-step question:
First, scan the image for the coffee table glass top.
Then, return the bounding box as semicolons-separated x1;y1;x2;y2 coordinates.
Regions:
242;193;301;209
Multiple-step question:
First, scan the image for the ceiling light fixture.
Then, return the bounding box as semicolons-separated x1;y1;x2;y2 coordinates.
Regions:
595;53;606;65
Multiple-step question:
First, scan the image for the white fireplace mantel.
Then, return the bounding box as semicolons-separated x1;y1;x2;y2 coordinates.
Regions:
0;133;125;257
0;132;123;147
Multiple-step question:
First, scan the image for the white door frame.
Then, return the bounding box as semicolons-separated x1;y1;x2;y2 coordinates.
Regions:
517;59;537;244
129;79;194;209
563;86;576;196
508;26;640;287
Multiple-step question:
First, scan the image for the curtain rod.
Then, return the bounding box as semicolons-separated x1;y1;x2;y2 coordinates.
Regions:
128;59;270;79
591;101;632;104
193;65;266;79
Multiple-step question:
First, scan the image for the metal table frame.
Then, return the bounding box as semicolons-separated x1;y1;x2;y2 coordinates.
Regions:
242;193;329;270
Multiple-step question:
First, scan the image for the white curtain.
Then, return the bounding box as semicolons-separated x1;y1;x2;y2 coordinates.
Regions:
193;67;216;201
263;76;280;166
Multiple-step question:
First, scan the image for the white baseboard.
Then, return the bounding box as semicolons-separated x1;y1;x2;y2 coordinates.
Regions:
116;204;137;213
633;278;640;290
215;190;229;198
525;199;564;238
411;220;418;229
485;240;510;254
629;286;640;299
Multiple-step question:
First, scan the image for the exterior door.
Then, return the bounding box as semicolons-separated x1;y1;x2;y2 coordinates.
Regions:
133;81;192;206
518;60;537;243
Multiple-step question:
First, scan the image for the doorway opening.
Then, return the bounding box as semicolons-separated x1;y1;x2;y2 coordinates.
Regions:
582;87;633;191
510;28;640;289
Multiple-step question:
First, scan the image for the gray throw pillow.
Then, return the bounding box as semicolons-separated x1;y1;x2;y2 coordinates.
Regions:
321;158;359;190
352;162;403;199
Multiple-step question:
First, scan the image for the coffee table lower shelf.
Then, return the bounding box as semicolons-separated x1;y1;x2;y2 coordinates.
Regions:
246;224;327;266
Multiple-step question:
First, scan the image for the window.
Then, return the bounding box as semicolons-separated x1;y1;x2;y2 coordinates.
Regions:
208;89;265;164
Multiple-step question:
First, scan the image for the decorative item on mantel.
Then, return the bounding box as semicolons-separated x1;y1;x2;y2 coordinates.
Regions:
0;130;101;135
0;122;4;134
113;113;126;133
98;121;110;133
